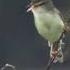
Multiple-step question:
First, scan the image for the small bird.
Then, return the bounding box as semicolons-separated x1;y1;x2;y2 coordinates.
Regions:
27;0;70;63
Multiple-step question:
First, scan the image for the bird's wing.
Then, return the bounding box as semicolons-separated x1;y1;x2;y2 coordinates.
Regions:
52;0;70;32
54;7;70;32
59;8;70;32
59;7;70;23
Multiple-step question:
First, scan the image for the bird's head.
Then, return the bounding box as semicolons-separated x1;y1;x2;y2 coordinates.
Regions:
27;0;49;12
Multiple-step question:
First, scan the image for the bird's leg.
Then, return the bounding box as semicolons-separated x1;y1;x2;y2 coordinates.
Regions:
49;41;61;63
48;41;53;47
50;32;65;58
50;39;64;63
50;42;58;59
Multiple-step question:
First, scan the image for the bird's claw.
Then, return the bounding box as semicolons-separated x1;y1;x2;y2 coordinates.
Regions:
50;48;64;63
50;50;58;59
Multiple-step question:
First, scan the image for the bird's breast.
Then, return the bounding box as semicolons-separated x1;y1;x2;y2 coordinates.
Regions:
33;12;64;43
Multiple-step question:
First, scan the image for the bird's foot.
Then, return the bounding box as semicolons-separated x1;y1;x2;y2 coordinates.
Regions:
50;48;58;63
50;47;64;63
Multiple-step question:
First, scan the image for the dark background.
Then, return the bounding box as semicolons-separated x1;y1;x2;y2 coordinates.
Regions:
0;0;70;70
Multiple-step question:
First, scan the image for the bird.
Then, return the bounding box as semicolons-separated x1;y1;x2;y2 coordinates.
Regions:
27;0;70;63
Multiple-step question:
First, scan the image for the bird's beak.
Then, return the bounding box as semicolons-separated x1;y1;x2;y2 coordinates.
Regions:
27;3;33;12
27;6;32;12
